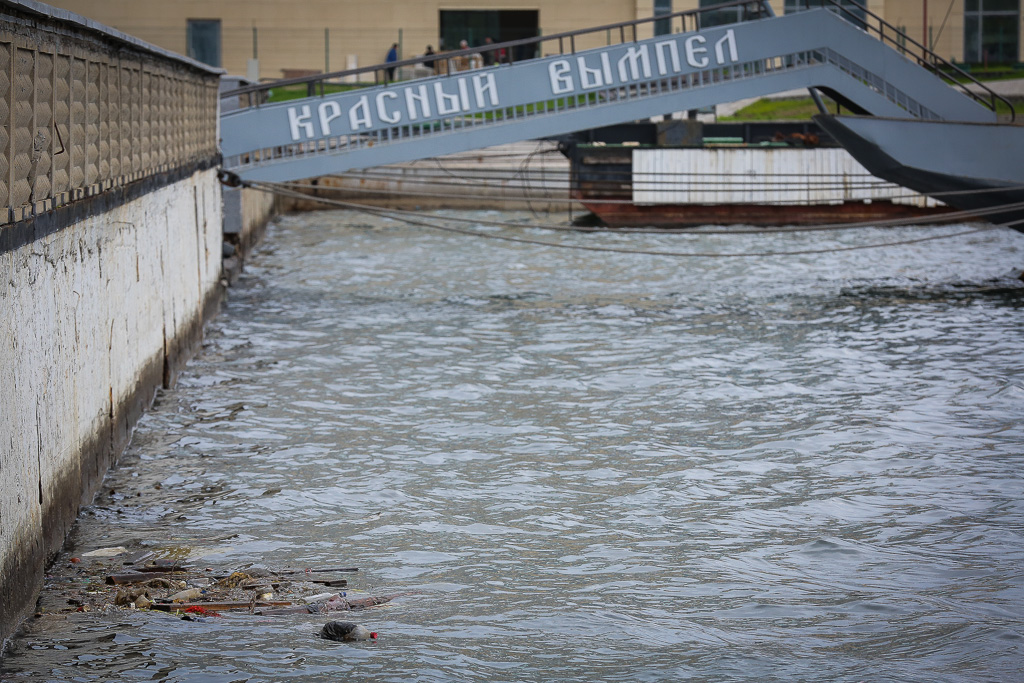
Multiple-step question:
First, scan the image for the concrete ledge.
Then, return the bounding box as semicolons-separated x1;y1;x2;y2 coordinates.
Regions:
1;158;222;256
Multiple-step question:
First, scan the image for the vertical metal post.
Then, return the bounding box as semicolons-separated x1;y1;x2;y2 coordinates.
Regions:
808;87;829;115
325;28;329;73
922;0;928;50
252;27;258;60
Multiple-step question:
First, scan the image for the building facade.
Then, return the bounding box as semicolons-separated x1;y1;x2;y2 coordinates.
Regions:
44;1;1023;81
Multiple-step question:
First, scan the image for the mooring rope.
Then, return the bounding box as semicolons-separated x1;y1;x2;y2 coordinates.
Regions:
245;180;1010;259
260;178;1024;235
284;169;1024;210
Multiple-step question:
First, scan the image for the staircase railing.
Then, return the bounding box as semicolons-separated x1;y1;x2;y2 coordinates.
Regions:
219;0;1012;123
802;0;1014;121
222;44;945;180
220;0;774;109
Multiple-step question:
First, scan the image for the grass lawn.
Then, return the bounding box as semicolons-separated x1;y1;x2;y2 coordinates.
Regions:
719;97;837;121
266;82;368;103
945;66;1024;82
720;92;1020;121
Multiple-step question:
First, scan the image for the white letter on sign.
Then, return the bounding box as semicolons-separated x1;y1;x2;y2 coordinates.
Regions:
654;40;681;75
318;101;342;135
549;60;574;94
376;91;401;124
685;35;709;68
288;104;314;140
405;84;431;120
434;81;462;115
715;29;739;64
472;73;499;107
349;95;372;130
577;54;605;89
617;45;651;82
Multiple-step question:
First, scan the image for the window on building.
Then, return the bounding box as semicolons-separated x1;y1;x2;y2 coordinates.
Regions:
187;19;221;67
655;0;673;36
699;0;744;27
439;10;539;60
783;0;867;30
698;0;772;28
964;0;1019;64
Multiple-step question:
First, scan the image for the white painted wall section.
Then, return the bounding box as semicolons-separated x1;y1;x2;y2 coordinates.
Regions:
633;148;943;207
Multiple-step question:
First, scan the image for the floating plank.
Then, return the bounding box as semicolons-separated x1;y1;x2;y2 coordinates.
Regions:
150;600;292;612
106;571;185;585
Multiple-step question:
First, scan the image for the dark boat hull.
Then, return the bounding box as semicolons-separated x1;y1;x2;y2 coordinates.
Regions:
575;193;952;228
813;114;1024;231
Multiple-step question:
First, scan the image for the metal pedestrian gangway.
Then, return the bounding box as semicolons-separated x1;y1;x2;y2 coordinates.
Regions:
219;0;1011;184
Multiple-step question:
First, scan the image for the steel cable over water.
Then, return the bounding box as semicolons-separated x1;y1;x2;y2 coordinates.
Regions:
247;180;1016;258
296;166;1024;207
265;179;1011;234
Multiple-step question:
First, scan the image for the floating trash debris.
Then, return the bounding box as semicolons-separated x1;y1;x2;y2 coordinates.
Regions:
150;600;290;612
81;547;127;558
113;588;151;607
37;549;386;622
165;587;205;603
215;571;252;588
261;593;399;616
320;621;377;642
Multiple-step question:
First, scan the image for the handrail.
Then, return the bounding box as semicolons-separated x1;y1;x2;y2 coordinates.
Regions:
808;0;1014;121
220;0;773;103
220;0;1012;123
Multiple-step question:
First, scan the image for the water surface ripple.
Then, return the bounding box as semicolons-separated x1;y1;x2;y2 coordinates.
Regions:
5;212;1024;682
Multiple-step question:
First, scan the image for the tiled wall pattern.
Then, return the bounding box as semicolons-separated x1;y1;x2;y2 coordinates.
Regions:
0;18;219;224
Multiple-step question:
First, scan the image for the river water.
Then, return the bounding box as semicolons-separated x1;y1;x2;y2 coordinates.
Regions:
4;210;1024;682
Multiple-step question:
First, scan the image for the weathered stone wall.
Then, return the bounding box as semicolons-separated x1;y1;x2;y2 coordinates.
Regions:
0;0;220;224
0;0;223;647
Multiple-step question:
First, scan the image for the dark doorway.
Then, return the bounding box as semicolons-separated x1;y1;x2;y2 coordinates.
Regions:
187;19;222;67
439;10;539;60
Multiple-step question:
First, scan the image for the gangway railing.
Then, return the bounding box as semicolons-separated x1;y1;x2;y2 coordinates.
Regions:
221;0;775;108
793;0;1014;121
220;0;1011;121
219;0;1007;182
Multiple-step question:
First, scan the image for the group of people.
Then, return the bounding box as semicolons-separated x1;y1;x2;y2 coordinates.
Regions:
384;37;506;81
457;37;508;68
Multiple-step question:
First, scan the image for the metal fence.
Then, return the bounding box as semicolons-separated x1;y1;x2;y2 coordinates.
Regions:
0;2;222;225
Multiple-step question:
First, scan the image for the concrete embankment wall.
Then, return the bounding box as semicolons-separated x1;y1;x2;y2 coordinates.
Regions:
0;0;225;646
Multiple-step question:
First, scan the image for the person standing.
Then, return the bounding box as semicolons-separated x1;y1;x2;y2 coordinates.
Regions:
482;37;496;66
385;42;398;81
422;45;436;73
